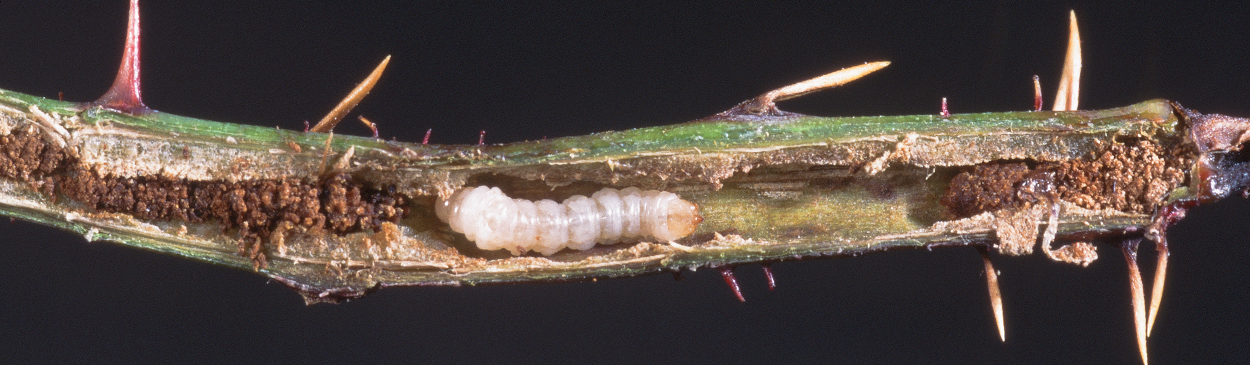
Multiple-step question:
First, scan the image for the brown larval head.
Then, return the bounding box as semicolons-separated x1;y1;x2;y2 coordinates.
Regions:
666;199;703;239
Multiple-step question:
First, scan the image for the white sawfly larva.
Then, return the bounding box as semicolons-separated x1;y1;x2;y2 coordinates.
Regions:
435;186;703;256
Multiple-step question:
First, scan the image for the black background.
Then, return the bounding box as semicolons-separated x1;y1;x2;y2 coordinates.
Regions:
2;2;1249;364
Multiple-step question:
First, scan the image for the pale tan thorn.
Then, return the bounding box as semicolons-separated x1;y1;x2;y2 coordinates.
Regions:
357;115;376;131
723;61;889;117
1052;11;1081;111
765;61;890;103
310;55;392;133
1147;241;1169;336
357;115;379;138
1122;244;1149;365
978;247;1006;342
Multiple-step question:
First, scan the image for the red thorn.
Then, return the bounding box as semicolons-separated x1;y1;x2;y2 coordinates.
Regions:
940;97;950;118
719;266;745;302
423;129;432;145
1033;75;1043;111
671;271;684;281
478;130;486;146
57;92;63;101
761;264;776;291
303;120;310;133
94;0;150;114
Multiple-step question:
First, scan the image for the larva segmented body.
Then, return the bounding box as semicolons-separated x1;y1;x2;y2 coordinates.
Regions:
435;186;702;256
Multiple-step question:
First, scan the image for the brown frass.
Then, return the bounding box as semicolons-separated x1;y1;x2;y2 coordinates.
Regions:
941;139;1193;218
1044;139;1191;213
940;162;1031;218
0;125;410;268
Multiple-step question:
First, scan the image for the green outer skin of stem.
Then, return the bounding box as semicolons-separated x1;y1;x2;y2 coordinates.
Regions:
0;88;1176;301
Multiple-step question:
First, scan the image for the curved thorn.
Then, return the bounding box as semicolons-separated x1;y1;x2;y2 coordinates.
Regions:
1144;200;1193;337
1052;11;1081;111
977;246;1006;342
1147;239;1169;336
94;0;150;114
310;55;392;133
1121;239;1149;365
422;129;432;145
719;266;745;302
